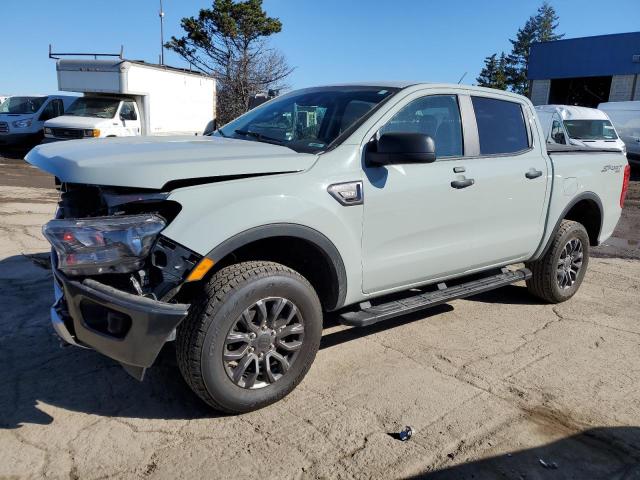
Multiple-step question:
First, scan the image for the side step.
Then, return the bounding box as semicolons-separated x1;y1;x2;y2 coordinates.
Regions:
340;268;531;327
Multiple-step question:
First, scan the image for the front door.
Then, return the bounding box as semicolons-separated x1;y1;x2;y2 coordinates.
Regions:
361;94;478;293
120;101;141;136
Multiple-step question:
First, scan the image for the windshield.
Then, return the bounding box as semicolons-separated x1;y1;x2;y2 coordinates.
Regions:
0;96;47;114
563;119;618;140
217;86;399;153
65;97;121;119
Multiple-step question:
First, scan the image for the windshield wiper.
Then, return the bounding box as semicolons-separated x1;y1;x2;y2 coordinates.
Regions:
234;129;285;146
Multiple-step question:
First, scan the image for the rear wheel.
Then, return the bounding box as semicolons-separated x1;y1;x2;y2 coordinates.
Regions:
177;261;322;413
526;220;590;303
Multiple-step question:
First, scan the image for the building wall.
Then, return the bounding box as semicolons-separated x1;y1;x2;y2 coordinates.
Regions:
634;78;640;100
609;74;638;102
530;79;550;105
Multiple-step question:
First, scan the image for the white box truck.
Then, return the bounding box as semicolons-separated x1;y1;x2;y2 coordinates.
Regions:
44;59;215;141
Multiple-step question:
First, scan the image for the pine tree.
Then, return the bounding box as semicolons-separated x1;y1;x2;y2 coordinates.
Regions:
479;2;564;96
535;2;564;42
506;16;538;95
476;53;509;90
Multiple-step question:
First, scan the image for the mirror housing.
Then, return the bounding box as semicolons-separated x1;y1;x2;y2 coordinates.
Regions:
367;133;436;166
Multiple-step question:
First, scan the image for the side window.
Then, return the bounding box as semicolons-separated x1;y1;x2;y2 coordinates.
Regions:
550;119;566;144
38;100;56;121
380;95;463;157
471;96;529;155
121;102;137;121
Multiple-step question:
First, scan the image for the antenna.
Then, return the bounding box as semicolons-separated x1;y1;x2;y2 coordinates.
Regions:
457;72;468;84
159;0;165;65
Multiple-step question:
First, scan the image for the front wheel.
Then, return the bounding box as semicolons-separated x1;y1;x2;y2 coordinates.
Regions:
525;220;590;303
176;261;322;413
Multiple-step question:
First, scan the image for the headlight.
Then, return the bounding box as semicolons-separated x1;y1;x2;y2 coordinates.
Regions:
42;214;166;276
12;119;32;128
44;127;52;135
84;129;100;137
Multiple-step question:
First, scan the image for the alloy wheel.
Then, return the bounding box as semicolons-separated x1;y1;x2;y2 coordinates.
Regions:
223;297;305;389
557;238;584;290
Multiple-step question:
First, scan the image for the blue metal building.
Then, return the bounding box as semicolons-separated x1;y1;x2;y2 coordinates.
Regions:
528;32;640;107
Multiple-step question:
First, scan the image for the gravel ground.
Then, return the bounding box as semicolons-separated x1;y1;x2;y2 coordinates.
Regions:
0;151;639;479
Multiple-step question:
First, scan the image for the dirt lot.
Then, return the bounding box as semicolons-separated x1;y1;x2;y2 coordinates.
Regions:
1;150;639;479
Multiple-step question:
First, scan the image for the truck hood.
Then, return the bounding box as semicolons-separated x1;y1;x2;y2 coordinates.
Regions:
44;115;113;129
25;135;316;189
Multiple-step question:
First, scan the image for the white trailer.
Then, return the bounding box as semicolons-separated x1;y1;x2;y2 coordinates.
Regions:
44;59;215;141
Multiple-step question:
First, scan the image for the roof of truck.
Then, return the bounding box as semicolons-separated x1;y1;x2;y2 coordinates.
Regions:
56;59;213;79
535;104;609;120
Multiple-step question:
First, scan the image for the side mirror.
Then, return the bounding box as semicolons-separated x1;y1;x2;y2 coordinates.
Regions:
367;133;436;166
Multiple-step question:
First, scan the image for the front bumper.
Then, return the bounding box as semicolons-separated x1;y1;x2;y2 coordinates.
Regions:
51;267;190;380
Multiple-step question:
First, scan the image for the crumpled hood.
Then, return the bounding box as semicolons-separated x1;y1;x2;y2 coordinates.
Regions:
44;115;113;129
25;135;316;189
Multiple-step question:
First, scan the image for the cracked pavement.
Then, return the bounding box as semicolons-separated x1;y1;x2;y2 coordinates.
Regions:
0;155;639;479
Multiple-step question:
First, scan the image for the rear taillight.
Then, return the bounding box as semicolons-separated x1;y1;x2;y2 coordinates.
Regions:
620;164;631;208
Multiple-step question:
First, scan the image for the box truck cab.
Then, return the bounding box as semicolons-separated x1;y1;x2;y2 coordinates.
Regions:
535;105;625;153
598;101;640;165
44;59;215;141
0;95;75;146
45;96;141;140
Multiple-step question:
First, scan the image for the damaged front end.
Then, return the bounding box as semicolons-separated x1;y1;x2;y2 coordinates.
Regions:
46;182;201;380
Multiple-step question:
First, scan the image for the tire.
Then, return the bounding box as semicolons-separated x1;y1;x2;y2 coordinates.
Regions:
177;261;322;413
525;220;590;303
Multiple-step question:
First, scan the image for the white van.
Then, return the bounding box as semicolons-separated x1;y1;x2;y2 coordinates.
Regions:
535;105;625;153
0;95;76;146
598;101;640;165
43;59;215;141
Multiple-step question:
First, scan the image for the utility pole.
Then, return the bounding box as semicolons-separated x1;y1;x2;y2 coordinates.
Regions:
159;0;165;65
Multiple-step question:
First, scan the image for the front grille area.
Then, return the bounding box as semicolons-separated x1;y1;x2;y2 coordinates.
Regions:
51;128;83;139
0;122;8;133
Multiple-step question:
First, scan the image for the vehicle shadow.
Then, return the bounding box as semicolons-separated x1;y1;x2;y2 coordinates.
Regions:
0;145;34;159
0;254;217;429
0;253;549;429
408;426;640;479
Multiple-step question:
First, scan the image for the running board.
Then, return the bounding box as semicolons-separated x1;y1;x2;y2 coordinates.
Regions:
340;268;532;327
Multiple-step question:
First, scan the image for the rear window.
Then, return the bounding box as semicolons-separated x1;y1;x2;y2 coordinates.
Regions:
472;97;529;155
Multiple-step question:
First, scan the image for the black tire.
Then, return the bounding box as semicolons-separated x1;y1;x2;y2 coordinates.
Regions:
176;261;322;413
525;220;590;303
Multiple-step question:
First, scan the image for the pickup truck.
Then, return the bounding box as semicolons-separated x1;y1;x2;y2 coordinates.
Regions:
26;83;630;413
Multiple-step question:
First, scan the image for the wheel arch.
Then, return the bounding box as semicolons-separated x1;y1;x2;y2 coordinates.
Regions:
203;223;347;311
539;192;604;258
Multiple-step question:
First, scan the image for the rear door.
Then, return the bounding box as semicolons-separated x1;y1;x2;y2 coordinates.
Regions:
463;95;549;267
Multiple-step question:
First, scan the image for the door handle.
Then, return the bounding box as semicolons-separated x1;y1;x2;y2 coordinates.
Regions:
525;168;543;179
451;178;475;189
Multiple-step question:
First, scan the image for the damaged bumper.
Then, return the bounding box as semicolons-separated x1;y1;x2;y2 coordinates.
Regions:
51;266;189;380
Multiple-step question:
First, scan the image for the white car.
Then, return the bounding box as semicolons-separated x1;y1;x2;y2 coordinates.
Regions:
535;105;625;153
598;101;640;165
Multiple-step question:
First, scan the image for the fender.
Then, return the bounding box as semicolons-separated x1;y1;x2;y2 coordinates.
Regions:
204;223;347;310
535;191;604;260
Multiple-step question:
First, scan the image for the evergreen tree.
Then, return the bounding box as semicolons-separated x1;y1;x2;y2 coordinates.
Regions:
479;2;563;96
506;16;538;95
476;52;509;90
166;0;293;124
535;2;564;42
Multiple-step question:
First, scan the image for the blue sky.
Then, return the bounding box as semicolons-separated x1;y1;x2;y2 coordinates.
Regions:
1;0;638;95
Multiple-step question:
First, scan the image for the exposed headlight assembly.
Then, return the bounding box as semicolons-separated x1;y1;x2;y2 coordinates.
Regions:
12;119;32;128
43;214;166;276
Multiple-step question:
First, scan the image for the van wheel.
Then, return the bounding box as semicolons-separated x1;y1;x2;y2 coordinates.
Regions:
176;261;322;413
525;220;590;303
